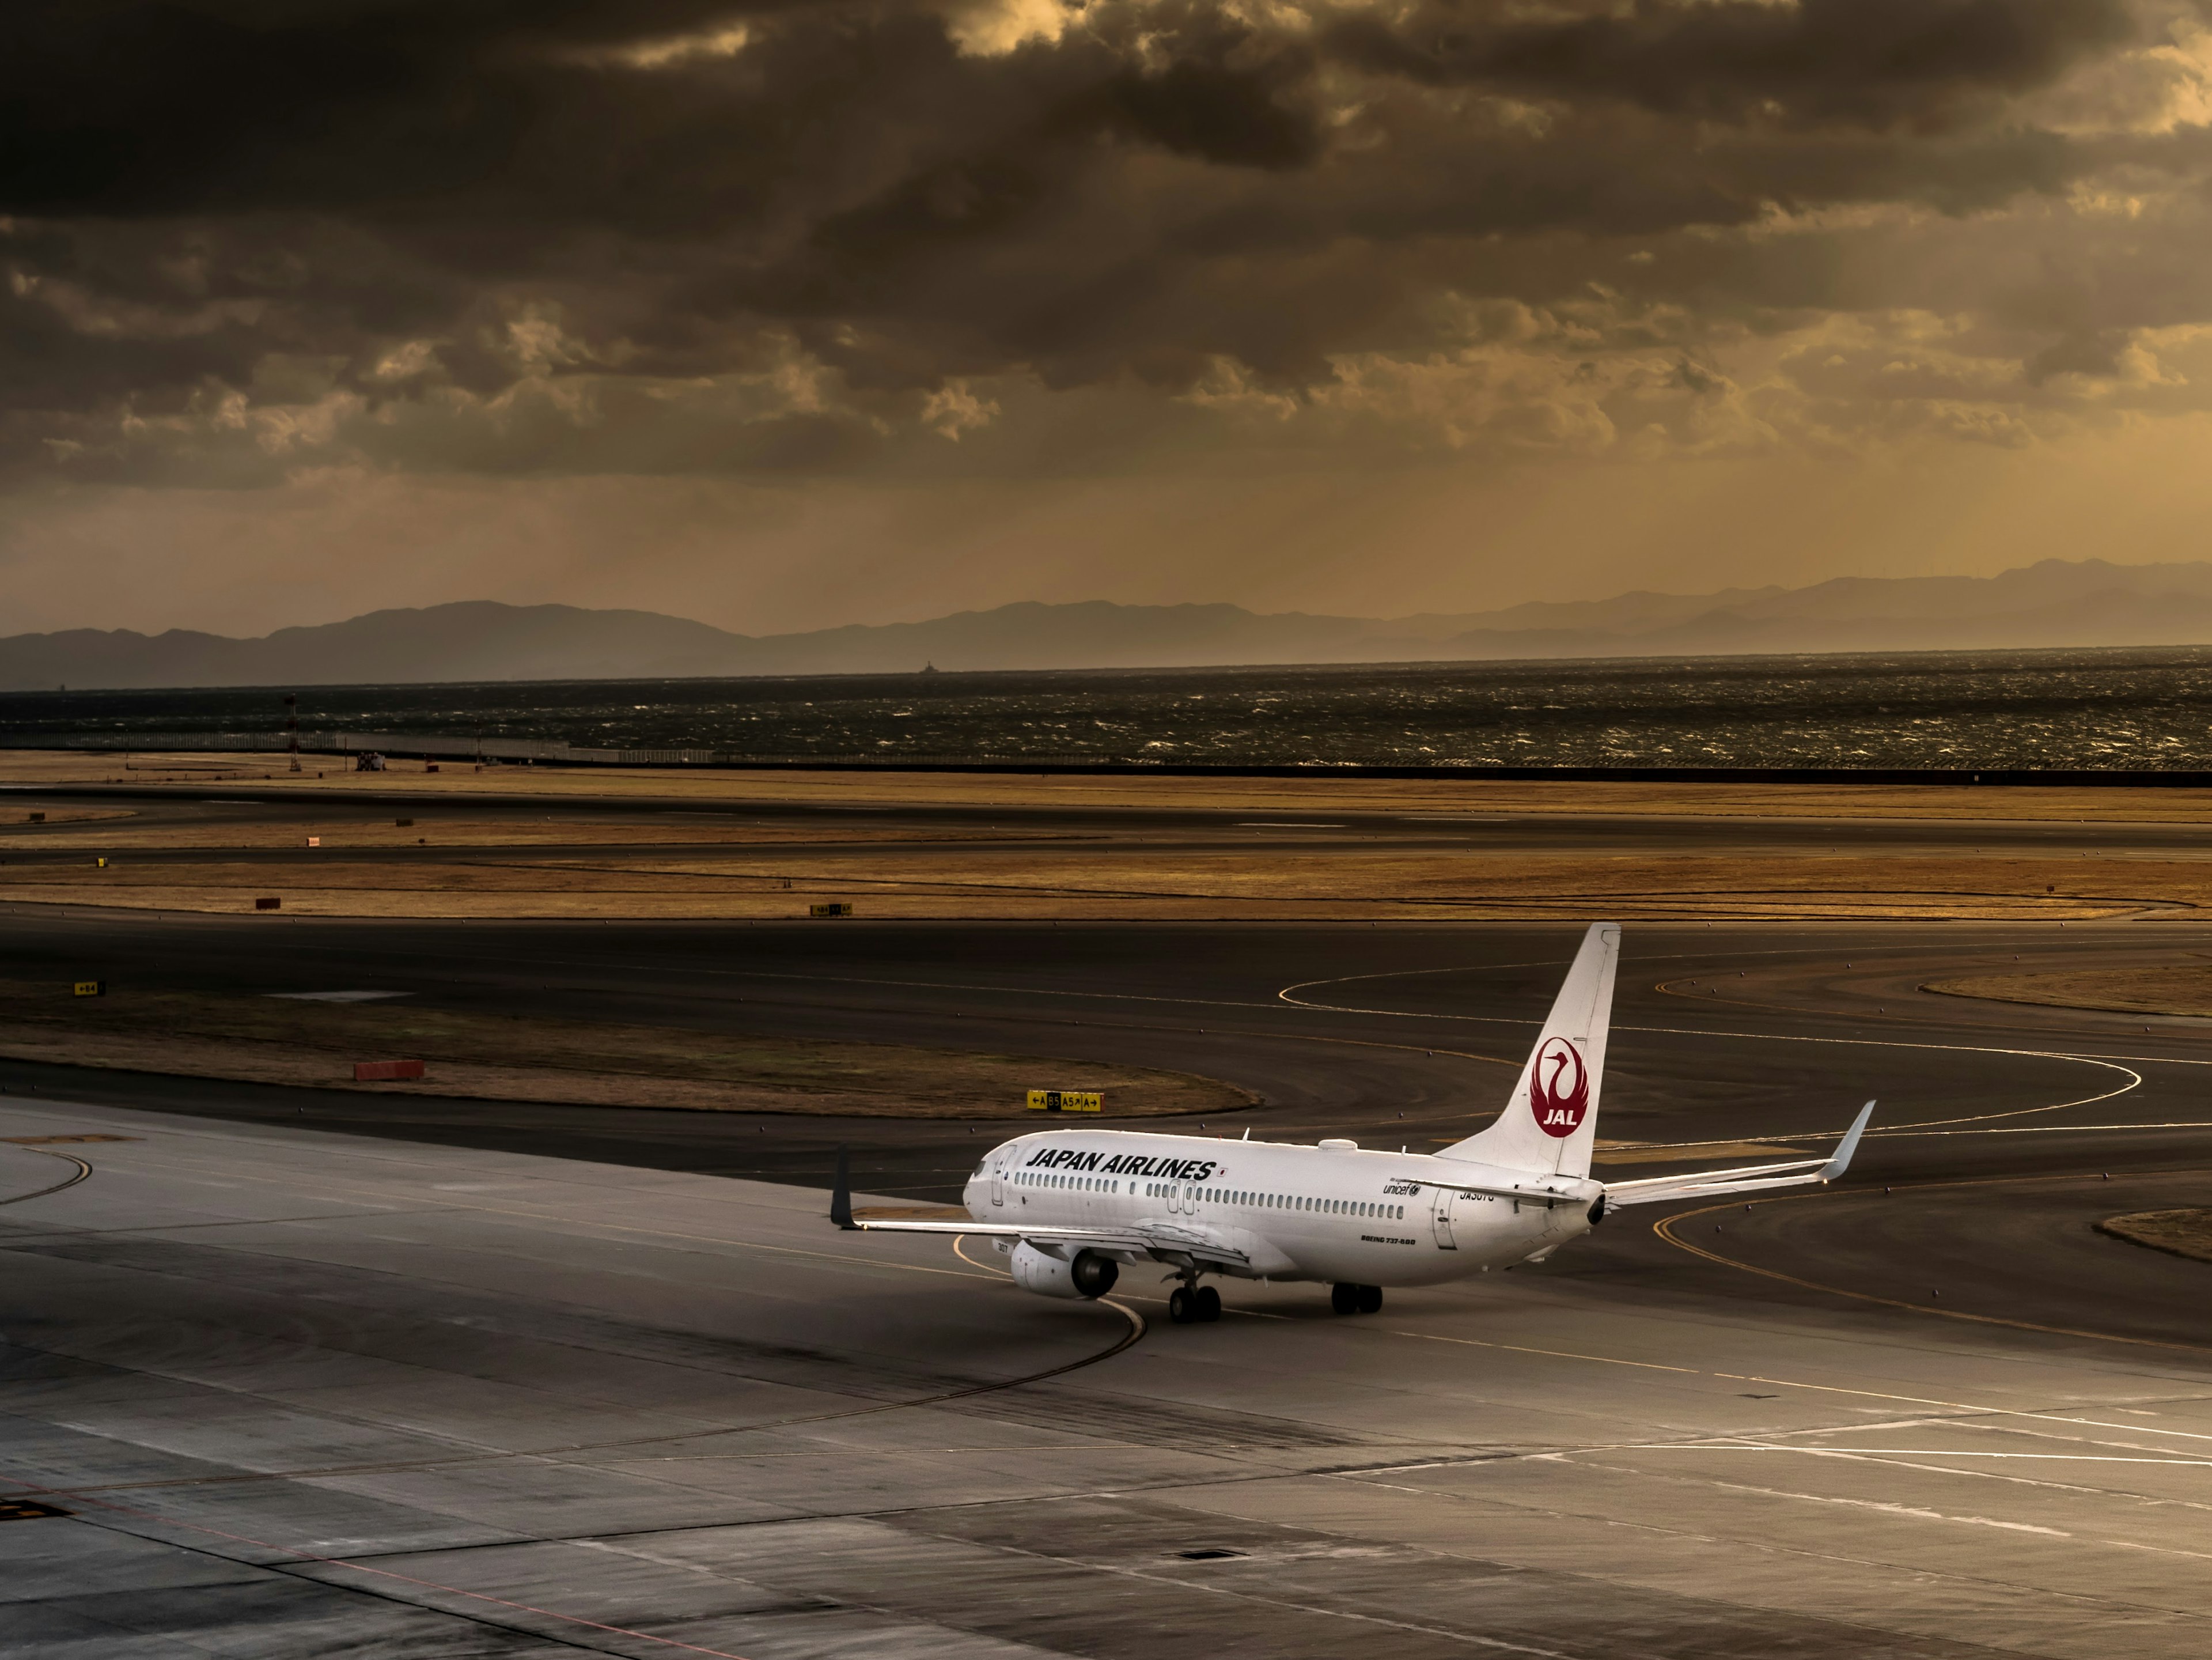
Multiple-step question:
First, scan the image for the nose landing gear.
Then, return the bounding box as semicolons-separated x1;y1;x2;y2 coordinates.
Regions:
1330;1283;1384;1315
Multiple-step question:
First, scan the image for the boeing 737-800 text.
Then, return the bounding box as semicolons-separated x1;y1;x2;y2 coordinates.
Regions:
833;922;1873;1322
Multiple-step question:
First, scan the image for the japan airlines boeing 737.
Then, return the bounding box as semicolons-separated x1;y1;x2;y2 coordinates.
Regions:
832;922;1873;1323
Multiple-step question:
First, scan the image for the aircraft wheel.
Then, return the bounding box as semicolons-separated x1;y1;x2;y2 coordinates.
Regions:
1195;1286;1222;1322
1168;1287;1197;1324
1355;1285;1383;1315
1330;1283;1359;1315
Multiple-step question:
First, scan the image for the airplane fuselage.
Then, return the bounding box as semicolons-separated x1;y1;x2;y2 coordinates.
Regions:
963;1127;1601;1288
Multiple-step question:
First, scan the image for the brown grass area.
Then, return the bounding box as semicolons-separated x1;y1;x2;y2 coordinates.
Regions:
0;980;1248;1119
14;748;2212;823
1925;965;2212;1018
601;848;2192;918
1;807;133;827
0;816;1071;852
3;849;2199;920
2096;1209;2212;1265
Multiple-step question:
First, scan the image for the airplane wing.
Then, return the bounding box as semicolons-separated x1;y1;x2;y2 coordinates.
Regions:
827;1152;1248;1265
1600;1101;1874;1208
838;1215;1253;1269
842;1216;1149;1245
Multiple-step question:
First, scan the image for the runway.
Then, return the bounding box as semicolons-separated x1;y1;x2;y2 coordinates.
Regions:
6;788;2212;1653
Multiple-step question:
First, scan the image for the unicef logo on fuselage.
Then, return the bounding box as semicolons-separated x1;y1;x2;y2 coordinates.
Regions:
1528;1037;1589;1138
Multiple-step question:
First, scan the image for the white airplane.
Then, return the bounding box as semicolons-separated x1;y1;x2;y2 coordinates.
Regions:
833;922;1874;1323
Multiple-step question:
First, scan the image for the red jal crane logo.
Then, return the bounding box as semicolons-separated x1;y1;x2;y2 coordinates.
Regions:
1529;1037;1589;1138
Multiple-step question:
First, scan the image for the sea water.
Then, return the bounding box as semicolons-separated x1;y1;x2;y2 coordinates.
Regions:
7;647;2212;770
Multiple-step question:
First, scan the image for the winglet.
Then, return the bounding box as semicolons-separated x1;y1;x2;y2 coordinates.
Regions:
830;1144;855;1230
1819;1101;1876;1183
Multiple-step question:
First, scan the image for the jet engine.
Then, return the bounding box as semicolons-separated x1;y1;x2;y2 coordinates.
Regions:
1010;1242;1119;1300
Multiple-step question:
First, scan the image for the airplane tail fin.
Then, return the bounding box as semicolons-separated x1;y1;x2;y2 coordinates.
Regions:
1436;922;1619;1179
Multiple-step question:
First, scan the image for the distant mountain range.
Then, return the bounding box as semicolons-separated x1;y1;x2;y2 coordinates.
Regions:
13;558;2212;690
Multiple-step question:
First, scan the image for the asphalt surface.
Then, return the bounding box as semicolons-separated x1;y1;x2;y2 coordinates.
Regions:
5;785;2212;1654
5;1086;2211;1658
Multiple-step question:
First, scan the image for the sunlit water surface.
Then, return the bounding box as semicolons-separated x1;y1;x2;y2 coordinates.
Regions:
9;648;2212;769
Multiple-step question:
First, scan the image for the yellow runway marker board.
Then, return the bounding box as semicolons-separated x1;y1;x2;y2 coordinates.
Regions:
1028;1090;1102;1112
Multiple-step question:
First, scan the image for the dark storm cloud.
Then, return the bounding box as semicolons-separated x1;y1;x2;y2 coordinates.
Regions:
0;1;2195;482
1325;0;2137;127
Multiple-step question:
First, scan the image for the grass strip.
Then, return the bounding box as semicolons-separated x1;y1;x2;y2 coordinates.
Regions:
0;980;1250;1120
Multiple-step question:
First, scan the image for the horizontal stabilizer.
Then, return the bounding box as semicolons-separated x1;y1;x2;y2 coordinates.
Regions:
1604;1101;1875;1209
1419;1177;1587;1211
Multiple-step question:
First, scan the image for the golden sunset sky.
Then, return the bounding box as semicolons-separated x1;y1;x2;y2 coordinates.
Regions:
8;0;2212;635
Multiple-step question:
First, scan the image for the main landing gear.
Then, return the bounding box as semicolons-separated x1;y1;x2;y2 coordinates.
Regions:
1330;1283;1384;1315
1168;1284;1221;1324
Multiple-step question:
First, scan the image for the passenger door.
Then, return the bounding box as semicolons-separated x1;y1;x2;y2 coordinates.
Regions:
990;1158;1006;1208
1431;1189;1459;1250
